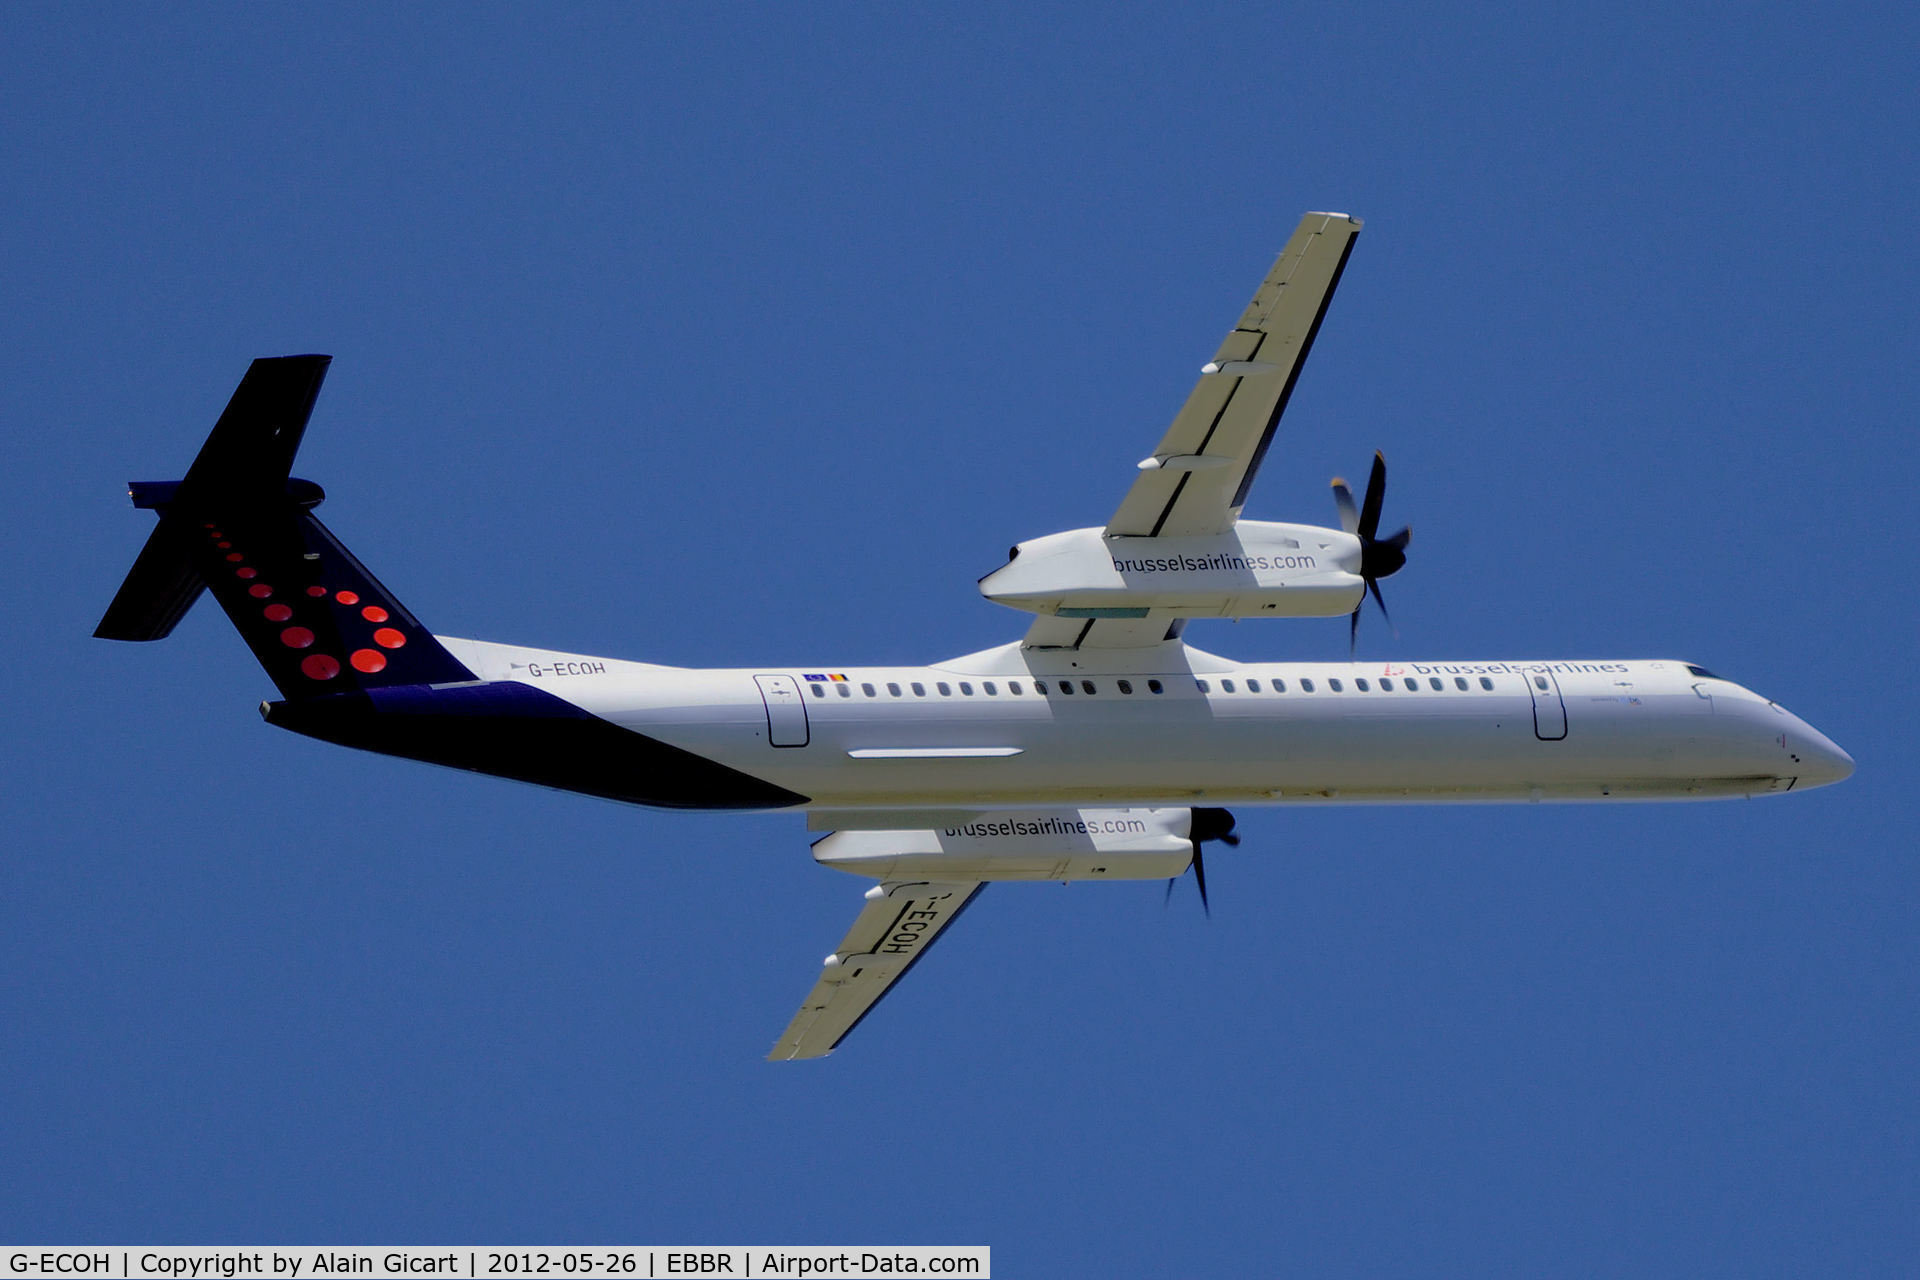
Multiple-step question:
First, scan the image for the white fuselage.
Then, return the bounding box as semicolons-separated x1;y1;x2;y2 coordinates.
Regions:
440;638;1853;812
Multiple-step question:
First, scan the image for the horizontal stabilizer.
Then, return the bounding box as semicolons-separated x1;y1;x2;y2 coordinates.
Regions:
95;356;332;643
94;522;205;641
95;354;478;698
178;354;332;500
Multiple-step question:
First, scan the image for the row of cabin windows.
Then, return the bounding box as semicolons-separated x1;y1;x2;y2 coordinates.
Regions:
808;674;1499;698
810;678;1170;699
1193;674;1499;694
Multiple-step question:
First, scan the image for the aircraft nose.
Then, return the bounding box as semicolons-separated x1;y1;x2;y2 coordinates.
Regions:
1797;726;1855;788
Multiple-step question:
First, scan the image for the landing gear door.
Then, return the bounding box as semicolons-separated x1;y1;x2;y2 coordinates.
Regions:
754;674;810;747
1528;669;1567;741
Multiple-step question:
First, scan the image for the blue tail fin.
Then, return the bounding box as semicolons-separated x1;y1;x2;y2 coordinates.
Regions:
96;355;476;698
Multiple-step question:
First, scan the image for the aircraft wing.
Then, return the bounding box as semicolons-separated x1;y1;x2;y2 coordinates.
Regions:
1022;212;1360;651
1109;212;1360;538
769;879;985;1060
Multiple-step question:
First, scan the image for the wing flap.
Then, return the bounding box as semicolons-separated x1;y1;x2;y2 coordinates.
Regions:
769;879;984;1060
1022;611;1184;649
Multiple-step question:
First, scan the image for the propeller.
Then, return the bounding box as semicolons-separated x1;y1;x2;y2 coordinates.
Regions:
1165;806;1240;916
1329;451;1411;656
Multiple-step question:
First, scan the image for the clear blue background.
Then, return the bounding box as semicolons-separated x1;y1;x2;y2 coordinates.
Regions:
5;5;1914;1273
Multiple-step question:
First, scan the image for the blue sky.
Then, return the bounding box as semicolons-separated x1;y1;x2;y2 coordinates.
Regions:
5;4;1916;1273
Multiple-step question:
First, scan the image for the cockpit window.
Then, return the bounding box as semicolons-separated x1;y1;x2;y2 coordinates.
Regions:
1684;664;1721;679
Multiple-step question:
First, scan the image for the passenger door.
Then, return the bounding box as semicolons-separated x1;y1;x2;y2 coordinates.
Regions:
754;674;810;747
1527;669;1567;741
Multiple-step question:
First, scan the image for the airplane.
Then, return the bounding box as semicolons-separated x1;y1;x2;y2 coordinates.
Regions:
96;212;1854;1060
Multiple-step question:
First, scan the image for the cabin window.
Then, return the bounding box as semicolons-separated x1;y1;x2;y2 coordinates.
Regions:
936;682;951;696
1300;678;1315;692
836;683;851;697
1009;681;1023;695
809;684;825;698
1428;678;1442;691
1479;677;1495;690
1454;677;1469;691
1329;678;1344;692
984;682;998;695
911;682;926;696
861;683;876;697
1081;680;1097;695
1148;679;1164;694
1533;675;1550;691
1117;679;1133;695
1222;679;1237;693
1272;678;1286;693
959;682;974;695
1356;678;1371;691
1246;678;1261;692
1058;681;1074;695
1195;679;1211;693
887;682;902;696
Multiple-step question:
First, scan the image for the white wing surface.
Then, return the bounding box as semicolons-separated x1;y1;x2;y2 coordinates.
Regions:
769;879;985;1060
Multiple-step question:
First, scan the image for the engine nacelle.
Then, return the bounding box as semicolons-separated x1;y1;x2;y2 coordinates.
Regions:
979;520;1364;620
813;807;1196;882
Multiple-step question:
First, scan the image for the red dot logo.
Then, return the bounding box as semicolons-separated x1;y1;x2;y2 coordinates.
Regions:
216;541;232;549
373;627;407;649
306;586;328;598
248;584;273;599
263;604;292;622
236;567;258;580
351;649;387;673
225;552;243;562
301;654;341;681
280;626;315;649
361;605;389;623
336;590;361;605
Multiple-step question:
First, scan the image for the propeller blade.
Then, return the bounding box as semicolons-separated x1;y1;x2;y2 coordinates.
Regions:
1368;577;1394;630
1357;452;1387;541
1339;455;1406;657
1176;807;1234;917
1330;478;1360;534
